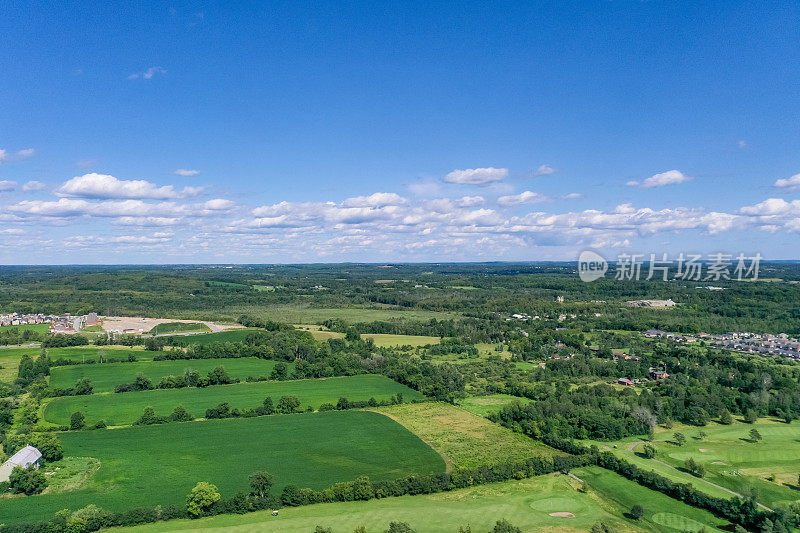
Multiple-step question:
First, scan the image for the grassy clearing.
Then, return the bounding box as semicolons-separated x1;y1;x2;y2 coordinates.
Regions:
361;333;440;347
1;411;444;525
575;466;731;532
372;402;560;470
48;358;288;393
582;418;800;509
115;473;642;533
2;346;154;382
43;375;424;426
458;394;531;417
294;325;344;341
149;322;211;335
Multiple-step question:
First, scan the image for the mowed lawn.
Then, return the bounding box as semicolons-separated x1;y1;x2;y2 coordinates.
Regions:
0;411;445;526
117;467;729;533
43;375;424;426
581;418;800;509
373;402;561;470
361;333;440;347
49;358;289;392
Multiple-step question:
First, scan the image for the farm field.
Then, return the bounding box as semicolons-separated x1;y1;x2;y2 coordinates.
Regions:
223;305;458;324
361;333;440;347
294;325;344;341
119;467;730;533
581;419;800;510
48;358;288;392
458;394;530;417
0;411;445;526
0;345;154;382
373;402;560;470
43;375;424;426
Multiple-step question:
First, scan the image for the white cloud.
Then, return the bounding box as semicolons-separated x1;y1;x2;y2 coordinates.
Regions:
128;66;167;80
0;180;17;192
342;192;407;208
56;173;202;199
174;169;200;176
774;173;800;191
738;140;747;149
562;193;583;200
444;167;508;184
455;196;485;207
533;164;556;176
114;216;180;226
627;170;691;188
22;180;47;192
203;199;236;210
740;198;800;216
497;190;549;206
0;148;35;164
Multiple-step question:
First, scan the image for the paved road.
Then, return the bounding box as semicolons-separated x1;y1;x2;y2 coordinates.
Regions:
626;441;773;512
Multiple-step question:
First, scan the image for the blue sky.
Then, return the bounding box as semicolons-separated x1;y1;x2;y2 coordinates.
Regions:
1;1;799;263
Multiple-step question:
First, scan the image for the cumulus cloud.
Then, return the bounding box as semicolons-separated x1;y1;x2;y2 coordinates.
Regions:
128;66;167;80
497;190;549;206
627;170;691;188
533;164;556;176
22;180;47;192
455;196;485;207
0;180;17;192
774;173;800;190
740;198;800;216
174;169;200;176
56;173;202;199
203;199;236;210
342;192;407;208
444;167;508;184
561;193;583;200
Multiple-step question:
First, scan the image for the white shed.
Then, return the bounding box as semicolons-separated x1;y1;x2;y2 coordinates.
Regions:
0;445;43;482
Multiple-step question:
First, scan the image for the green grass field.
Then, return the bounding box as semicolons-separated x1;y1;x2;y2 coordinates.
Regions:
0;411;445;526
149;322;211;335
49;358;288;392
0;323;51;335
458;394;531;417
582;418;800;510
117;466;731;533
223;305;458;324
43;375;424;426
361;333;440;347
373;402;560;470
0;345;155;382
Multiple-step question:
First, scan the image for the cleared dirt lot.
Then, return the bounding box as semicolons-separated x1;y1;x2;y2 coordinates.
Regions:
99;316;242;334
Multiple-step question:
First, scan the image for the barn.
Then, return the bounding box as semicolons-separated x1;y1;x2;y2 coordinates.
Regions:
0;445;43;482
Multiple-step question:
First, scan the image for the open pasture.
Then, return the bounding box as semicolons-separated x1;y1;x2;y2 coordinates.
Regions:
164;329;263;345
43;374;424;426
0;410;445;526
223;304;458;324
458;394;531;417
373;402;560;470
49;358;287;392
361;333;440;347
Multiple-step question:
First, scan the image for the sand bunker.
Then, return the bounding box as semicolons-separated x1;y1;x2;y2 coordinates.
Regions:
699;448;708;452
549;512;575;518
